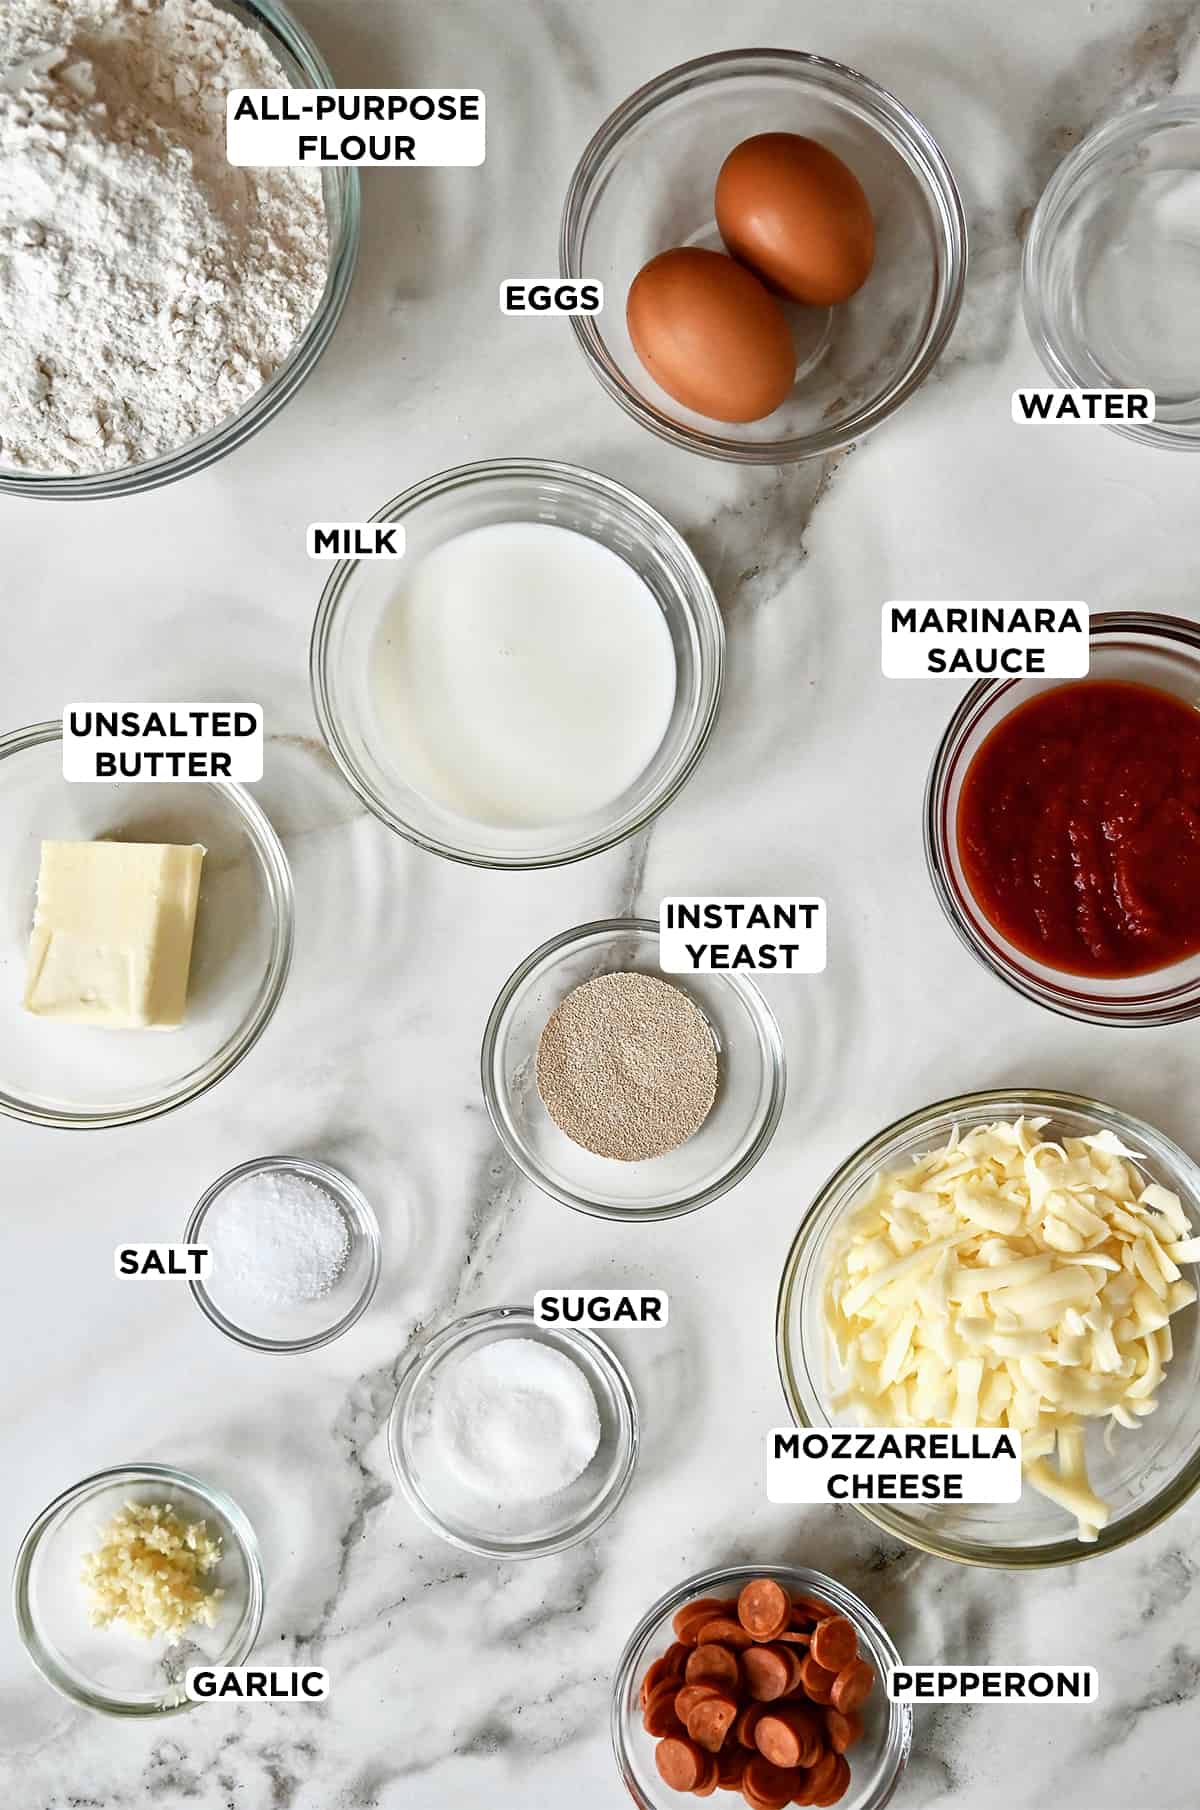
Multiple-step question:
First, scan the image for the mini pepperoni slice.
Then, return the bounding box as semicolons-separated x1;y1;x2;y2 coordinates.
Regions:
737;1578;791;1641
697;1617;756;1650
644;1681;684;1736
675;1598;734;1645
830;1658;875;1715
642;1647;686;1706
751;1711;801;1770
791;1770;820;1808
742;1757;797;1810
792;1595;834;1622
742;1644;792;1702
797;1653;838;1705
812;1754;850;1806
687;1644;741;1691
693;1752;721;1798
656;1734;706;1791
689;1694;739;1754
809;1618;859;1674
676;1683;723;1722
824;1708;863;1753
735;1703;764;1748
717;1745;749;1790
776;1628;810;1646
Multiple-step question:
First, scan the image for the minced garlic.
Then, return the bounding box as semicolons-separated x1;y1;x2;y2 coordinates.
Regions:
80;1501;223;1640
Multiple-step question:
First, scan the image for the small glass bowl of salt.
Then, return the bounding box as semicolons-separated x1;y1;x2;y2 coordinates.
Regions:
387;1305;640;1559
185;1157;382;1353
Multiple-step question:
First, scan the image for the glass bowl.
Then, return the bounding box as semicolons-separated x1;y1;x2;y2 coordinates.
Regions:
310;459;724;868
13;1464;264;1716
1023;99;1200;451
776;1088;1200;1568
924;611;1200;1025
561;48;966;463
481;918;786;1221
612;1562;910;1810
0;0;359;500
185;1156;382;1353
387;1305;639;1559
0;721;293;1128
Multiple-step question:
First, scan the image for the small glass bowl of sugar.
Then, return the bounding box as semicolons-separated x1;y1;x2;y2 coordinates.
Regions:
185;1156;381;1352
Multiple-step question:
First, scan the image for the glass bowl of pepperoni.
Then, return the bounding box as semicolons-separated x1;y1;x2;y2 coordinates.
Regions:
612;1565;910;1810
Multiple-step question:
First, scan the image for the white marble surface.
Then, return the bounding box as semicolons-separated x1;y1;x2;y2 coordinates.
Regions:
5;0;1200;1805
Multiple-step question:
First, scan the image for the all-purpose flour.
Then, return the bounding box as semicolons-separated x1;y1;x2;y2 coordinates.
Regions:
0;0;328;473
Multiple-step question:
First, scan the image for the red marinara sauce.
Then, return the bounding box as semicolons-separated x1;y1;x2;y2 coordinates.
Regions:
957;679;1200;977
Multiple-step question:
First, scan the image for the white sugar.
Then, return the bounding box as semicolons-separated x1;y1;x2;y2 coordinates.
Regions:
209;1170;351;1307
431;1337;602;1503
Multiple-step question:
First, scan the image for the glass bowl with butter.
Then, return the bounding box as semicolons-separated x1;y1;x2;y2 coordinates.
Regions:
13;1463;263;1716
776;1089;1200;1567
0;721;293;1129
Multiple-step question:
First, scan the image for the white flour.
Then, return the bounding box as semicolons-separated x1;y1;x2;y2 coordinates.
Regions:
0;0;328;474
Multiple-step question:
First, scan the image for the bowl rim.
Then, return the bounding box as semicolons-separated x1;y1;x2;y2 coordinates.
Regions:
480;916;788;1221
0;0;360;500
0;718;295;1130
775;1085;1200;1568
309;458;725;869
385;1303;641;1559
560;45;968;464
12;1461;265;1717
184;1155;383;1352
1021;95;1200;452
923;610;1200;1025
610;1560;912;1810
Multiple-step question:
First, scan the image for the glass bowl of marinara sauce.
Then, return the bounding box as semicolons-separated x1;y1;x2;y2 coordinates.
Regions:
925;612;1200;1026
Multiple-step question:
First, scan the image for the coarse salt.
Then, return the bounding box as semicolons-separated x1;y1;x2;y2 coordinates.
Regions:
207;1169;351;1308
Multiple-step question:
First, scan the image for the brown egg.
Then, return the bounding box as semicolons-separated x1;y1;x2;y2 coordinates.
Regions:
715;133;875;306
625;247;796;424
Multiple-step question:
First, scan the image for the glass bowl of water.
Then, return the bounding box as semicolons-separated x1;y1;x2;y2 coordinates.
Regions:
1024;98;1200;450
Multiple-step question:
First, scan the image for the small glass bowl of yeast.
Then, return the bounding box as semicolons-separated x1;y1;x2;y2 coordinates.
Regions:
777;1089;1200;1568
1023;98;1200;451
310;459;724;868
561;49;965;462
481;918;786;1221
0;721;293;1129
612;1563;910;1810
13;1464;264;1716
387;1305;639;1559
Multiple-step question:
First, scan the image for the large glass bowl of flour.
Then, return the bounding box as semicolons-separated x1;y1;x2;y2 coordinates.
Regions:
0;0;359;500
310;459;725;868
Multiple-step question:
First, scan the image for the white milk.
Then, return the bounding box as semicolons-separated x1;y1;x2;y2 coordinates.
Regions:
370;522;678;829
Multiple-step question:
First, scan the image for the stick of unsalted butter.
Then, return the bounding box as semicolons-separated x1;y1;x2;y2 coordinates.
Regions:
23;840;205;1029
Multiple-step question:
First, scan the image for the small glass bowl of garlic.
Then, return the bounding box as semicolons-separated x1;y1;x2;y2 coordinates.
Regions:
776;1089;1200;1568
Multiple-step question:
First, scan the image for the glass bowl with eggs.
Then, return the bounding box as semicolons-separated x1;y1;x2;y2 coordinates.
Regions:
561;49;966;462
776;1089;1200;1567
310;460;724;868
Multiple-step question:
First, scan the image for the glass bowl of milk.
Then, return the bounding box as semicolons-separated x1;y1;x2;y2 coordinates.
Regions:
309;459;724;866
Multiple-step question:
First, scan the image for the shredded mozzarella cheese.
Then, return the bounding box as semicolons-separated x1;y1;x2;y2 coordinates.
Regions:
822;1117;1198;1541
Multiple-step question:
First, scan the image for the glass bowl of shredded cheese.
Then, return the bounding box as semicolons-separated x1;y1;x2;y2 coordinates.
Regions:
776;1090;1200;1567
13;1464;263;1715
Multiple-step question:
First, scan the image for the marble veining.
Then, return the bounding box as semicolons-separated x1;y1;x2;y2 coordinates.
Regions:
5;0;1200;1806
